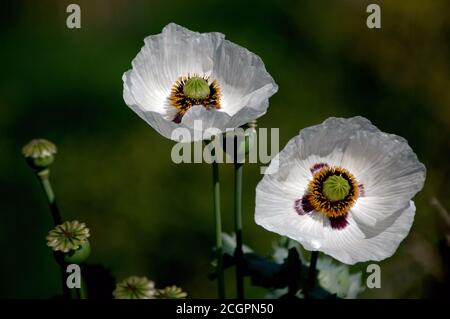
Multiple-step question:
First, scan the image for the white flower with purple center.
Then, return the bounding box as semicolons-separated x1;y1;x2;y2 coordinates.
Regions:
255;117;426;264
123;23;278;142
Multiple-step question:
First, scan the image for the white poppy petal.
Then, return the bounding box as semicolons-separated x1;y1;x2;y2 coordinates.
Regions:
255;190;326;251
296;116;378;162
180;106;231;141
255;138;326;248
341;129;426;224
350;202;411;238
318;201;415;264
144;23;222;85
123;70;146;119
263;117;377;179
124;70;181;140
129;23;222;114
261;136;313;195
212;39;278;117
123;23;278;142
254;117;425;264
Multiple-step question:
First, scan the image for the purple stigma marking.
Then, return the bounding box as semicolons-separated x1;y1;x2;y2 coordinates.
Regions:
358;184;365;197
310;163;329;174
173;112;183;124
295;195;314;215
329;215;349;230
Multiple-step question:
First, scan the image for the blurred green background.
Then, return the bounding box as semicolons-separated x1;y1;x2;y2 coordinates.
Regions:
1;0;449;298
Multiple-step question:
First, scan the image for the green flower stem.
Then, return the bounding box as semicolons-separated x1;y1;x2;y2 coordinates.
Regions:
36;169;69;298
57;257;71;298
77;278;88;299
234;162;244;299
211;142;225;299
37;169;62;225
305;251;319;298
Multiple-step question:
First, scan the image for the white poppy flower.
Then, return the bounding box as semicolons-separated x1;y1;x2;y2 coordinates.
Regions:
123;23;278;142
255;117;426;264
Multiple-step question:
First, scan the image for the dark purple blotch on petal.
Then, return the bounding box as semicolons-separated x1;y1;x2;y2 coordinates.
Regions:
295;195;314;215
310;163;329;174
173;112;183;124
329;215;349;230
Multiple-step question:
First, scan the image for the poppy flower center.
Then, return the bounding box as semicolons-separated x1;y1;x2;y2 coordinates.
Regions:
306;166;359;218
183;76;210;99
322;175;351;201
168;74;221;123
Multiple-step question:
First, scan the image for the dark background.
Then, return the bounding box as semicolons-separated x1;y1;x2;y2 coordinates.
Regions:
0;0;449;298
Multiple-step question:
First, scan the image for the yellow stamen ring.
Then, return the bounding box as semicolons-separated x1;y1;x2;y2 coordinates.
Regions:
307;166;359;218
168;74;221;123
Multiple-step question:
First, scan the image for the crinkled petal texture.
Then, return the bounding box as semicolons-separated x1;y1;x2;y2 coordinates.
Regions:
255;117;426;264
123;23;278;142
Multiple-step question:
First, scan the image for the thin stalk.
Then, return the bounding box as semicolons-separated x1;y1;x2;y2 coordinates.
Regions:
234;161;244;299
211;142;225;299
77;277;88;299
305;251;319;298
57;258;70;298
37;170;62;225
37;169;67;298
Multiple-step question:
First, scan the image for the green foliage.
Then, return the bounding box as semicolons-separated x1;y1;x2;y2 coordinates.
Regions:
216;233;338;299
